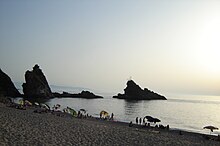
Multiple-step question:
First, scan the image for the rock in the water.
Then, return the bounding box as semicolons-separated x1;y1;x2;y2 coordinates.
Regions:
79;90;103;99
113;80;166;100
53;90;103;99
22;64;53;98
0;69;21;97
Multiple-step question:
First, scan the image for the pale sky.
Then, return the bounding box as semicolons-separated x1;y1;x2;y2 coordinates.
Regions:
0;0;220;95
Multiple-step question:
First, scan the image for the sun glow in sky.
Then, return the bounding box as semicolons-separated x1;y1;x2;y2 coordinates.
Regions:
196;17;220;74
0;0;220;95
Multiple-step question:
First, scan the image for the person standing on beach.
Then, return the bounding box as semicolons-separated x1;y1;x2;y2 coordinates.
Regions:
110;113;114;120
100;112;102;119
78;111;81;118
136;117;138;124
129;121;133;127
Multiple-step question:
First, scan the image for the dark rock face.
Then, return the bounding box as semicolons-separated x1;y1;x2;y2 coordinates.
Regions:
22;64;53;98
0;69;21;97
79;91;103;99
53;90;103;99
113;80;166;100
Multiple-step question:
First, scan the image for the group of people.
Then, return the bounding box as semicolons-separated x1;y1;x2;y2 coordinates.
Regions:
136;117;145;125
129;117;169;130
129;117;146;127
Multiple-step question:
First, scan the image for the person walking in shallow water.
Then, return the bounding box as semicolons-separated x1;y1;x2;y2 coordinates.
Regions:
136;117;138;124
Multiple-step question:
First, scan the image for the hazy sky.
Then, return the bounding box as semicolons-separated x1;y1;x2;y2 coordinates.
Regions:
0;0;220;95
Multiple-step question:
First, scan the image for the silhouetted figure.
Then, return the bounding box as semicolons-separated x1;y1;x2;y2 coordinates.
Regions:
159;124;165;129
110;113;114;120
78;111;81;118
129;121;133;127
139;118;142;125
166;125;170;130
143;118;145;125
136;117;138;124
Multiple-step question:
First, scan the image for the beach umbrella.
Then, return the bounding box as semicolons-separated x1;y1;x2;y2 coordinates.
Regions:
203;126;219;134
80;109;86;113
67;107;77;116
24;100;32;106
100;110;109;118
153;118;161;123
19;99;24;105
144;116;155;122
144;116;161;124
40;103;50;110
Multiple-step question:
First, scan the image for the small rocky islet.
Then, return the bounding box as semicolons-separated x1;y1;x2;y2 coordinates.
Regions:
53;91;103;99
0;64;166;100
113;80;166;100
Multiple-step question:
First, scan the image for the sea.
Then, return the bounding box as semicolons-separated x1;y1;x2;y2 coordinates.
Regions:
13;84;220;135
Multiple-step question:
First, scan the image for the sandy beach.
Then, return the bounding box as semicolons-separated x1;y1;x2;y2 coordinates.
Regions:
0;102;219;146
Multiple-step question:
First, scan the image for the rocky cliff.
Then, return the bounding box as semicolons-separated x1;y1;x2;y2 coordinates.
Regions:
22;64;53;98
0;69;21;97
113;80;166;100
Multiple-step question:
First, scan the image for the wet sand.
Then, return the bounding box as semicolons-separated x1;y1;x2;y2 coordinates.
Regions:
0;102;219;146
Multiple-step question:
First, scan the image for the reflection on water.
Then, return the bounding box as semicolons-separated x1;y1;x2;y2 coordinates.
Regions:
169;98;220;105
124;100;141;116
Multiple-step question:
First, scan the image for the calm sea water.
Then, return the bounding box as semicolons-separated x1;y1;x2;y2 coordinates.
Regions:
13;82;220;135
13;83;220;134
42;94;220;135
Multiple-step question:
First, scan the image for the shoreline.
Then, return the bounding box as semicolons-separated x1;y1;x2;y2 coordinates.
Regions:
0;102;220;145
9;97;220;136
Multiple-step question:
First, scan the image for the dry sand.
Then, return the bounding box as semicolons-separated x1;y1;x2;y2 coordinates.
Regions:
0;102;219;146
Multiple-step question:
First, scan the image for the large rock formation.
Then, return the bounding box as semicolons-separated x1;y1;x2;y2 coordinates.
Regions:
113;80;166;100
22;64;53;98
0;69;21;97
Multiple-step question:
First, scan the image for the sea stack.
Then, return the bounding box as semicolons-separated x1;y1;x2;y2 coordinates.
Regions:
22;64;53;98
0;69;21;97
113;80;166;100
